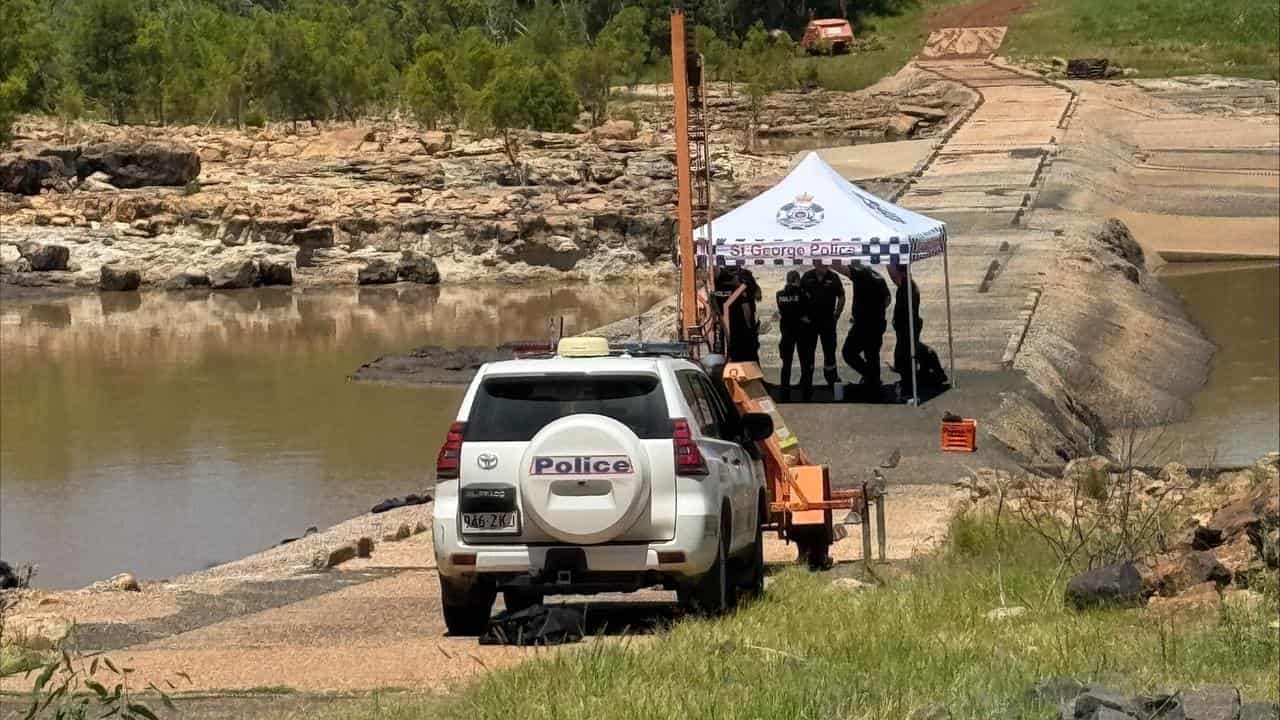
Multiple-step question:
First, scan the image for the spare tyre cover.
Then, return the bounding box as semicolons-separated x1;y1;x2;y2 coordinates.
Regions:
519;415;652;544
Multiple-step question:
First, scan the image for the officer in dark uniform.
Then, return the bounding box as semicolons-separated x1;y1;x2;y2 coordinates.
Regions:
712;266;760;363
840;261;890;387
775;270;812;401
887;263;946;395
799;261;845;388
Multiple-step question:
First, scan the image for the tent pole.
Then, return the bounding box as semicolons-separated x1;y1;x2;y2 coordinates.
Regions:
942;227;956;388
906;261;920;407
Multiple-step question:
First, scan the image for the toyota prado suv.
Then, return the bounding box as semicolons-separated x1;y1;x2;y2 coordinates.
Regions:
432;338;773;635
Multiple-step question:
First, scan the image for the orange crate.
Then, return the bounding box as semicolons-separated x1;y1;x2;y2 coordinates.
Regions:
941;419;977;452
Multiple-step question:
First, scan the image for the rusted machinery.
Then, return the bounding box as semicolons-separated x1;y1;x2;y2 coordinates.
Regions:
669;9;886;568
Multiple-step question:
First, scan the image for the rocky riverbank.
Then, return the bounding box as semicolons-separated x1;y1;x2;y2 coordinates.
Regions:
0;67;972;296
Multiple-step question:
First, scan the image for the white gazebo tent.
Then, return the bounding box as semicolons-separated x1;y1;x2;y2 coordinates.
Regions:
694;152;954;406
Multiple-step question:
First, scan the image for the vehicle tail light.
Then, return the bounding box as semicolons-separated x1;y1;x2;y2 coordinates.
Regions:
436;422;466;480
672;418;708;476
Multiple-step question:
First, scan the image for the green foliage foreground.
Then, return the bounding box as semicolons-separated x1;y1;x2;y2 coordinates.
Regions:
328;515;1279;720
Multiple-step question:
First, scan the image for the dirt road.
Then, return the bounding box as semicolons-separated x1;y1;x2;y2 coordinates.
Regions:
1;485;958;698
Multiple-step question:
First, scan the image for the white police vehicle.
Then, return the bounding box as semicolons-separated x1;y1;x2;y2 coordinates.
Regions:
432;337;773;635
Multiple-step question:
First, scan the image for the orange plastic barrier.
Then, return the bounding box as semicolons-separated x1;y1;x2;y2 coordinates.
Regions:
941;418;977;453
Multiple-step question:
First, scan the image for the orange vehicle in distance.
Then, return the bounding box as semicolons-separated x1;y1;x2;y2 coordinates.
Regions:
801;18;855;54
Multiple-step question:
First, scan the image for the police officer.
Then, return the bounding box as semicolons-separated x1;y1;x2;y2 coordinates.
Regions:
799;261;845;389
712;266;760;363
775;270;813;401
886;263;946;395
840;261;890;387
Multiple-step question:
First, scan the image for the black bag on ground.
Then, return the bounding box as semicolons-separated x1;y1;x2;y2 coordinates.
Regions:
915;344;949;386
479;605;585;646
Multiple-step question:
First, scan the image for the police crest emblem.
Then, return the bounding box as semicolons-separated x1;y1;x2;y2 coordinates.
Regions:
776;193;824;230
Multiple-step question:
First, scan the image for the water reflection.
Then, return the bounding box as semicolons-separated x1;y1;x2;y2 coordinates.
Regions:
0;284;663;587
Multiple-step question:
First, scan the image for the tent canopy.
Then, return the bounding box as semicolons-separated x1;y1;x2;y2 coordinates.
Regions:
695;152;946;268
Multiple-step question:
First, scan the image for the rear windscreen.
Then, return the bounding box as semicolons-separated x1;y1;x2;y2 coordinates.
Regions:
465;374;670;441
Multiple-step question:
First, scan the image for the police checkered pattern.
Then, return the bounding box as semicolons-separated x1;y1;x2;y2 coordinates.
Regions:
706;236;928;267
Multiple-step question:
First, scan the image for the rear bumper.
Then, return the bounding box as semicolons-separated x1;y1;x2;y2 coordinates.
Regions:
434;510;721;582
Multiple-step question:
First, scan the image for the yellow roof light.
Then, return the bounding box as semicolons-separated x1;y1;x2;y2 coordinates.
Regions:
557;337;611;358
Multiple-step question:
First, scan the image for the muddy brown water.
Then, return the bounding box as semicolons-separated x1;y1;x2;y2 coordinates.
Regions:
0;284;663;588
1157;263;1280;466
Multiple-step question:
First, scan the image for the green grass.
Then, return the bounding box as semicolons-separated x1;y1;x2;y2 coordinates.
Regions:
1002;0;1280;81
325;515;1279;720
795;0;969;92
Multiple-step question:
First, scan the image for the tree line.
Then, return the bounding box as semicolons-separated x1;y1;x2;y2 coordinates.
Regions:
1;0;882;144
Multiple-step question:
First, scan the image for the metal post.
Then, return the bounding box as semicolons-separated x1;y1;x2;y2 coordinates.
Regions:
670;10;695;342
941;227;956;388
875;493;887;563
905;262;920;407
861;485;873;572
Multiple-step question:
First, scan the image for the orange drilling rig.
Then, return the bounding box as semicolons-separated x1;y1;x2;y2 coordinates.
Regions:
669;9;885;568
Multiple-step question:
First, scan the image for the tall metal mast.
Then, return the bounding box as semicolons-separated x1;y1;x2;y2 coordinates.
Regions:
670;9;717;354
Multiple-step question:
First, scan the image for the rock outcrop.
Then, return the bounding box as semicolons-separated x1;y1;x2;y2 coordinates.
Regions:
0;65;971;292
0;141;200;196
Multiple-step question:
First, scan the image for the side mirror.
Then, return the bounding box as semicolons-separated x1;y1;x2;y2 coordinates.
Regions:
741;412;774;442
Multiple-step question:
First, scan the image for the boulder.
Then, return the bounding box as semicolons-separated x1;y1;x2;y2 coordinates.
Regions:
1147;581;1221;615
1063;455;1115;499
383;523;413;542
397;251;440;284
1065;561;1143;609
898;103;950;120
258;259;293;286
1;613;72;652
1160;462;1192;485
358;258;398;285
209;259;260;289
419;131;452;154
356;537;374;558
99;264;142;292
0;560;24;589
0;153;71;195
106;572;140;592
1097;218;1145;269
164;269;211;290
593;120;638;141
888;114;919;137
79;171;117;192
1196;480;1279;549
1141;550;1230;597
18;242;70;271
1072;685;1142;718
219;215;254;246
78;141;201;188
1181;685;1240;720
1215;532;1264;579
311;543;357;569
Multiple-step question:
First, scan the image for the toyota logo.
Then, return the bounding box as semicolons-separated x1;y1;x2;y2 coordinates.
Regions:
477;453;499;470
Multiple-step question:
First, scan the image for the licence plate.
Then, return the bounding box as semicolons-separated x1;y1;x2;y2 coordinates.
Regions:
462;511;518;534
